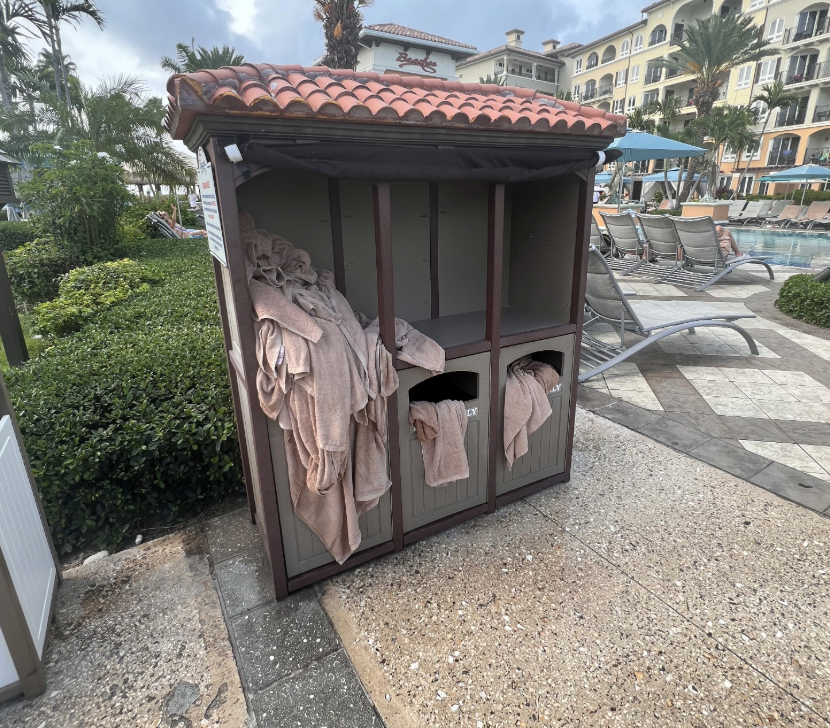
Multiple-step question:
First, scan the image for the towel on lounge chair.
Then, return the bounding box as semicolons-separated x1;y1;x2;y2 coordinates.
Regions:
409;400;469;487
503;356;560;469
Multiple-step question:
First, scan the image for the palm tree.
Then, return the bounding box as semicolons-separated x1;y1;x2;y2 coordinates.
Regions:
648;95;685;204
733;80;799;197
312;0;373;70
0;76;194;187
160;42;245;74
651;13;775;201
38;1;104;106
0;1;44;109
694;105;757;200
626;105;656;134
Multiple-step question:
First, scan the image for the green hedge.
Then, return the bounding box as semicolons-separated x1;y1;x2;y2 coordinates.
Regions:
0;221;38;252
5;238;245;553
5;239;81;305
776;274;830;328
644;208;682;216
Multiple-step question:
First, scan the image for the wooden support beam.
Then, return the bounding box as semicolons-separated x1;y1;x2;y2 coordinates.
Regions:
429;182;440;319
328;178;347;296
0;251;27;367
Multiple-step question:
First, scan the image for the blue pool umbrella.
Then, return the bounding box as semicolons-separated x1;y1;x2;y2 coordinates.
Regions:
640;167;701;183
758;164;830;203
596;171;631;185
606;131;706;163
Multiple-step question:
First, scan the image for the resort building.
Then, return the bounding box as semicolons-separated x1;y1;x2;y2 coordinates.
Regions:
559;0;830;195
455;30;566;96
354;24;479;81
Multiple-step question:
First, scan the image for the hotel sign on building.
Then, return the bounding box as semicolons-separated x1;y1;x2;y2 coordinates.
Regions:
354;24;479;81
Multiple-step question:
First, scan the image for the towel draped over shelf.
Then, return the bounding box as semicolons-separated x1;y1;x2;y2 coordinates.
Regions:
409;400;470;488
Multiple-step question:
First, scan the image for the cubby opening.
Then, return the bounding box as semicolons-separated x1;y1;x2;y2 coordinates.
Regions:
501;175;579;336
408;371;479;403
510;350;564;379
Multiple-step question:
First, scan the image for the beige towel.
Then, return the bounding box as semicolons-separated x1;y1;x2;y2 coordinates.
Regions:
364;317;445;374
504;357;560;469
409;400;469;487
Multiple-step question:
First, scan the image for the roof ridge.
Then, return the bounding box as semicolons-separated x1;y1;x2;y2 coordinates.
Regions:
362;23;478;50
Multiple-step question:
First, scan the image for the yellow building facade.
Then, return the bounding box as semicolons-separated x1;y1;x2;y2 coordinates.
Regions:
561;0;830;195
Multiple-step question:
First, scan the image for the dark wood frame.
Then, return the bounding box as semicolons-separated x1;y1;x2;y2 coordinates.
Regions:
201;128;599;599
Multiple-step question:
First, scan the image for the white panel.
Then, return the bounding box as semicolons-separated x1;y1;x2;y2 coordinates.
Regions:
0;415;56;668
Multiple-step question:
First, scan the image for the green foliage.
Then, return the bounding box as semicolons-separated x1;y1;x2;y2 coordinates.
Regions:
5;237;244;553
160;42;244;74
646;208;681;216
776;275;830;328
18;141;132;258
653;188;663;204
748;190;830;204
119;196;198;241
33;258;154;337
5;237;80;304
0;221;38;251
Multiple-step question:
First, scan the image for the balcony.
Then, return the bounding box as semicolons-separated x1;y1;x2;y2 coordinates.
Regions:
496;72;559;95
767;149;799;167
813;105;830;123
597;84;613;98
644;68;662;85
778;61;830;86
805;146;830;164
774;108;808;127
670;29;686;46
782;18;828;46
582;87;597;101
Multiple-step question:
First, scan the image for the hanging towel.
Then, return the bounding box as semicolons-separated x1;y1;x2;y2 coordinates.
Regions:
503;357;561;470
409;400;469;487
364;317;446;374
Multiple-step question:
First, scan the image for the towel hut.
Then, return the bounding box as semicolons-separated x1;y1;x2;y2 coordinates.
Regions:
165;65;625;599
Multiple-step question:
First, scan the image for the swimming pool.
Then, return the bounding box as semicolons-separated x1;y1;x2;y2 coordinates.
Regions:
731;228;830;269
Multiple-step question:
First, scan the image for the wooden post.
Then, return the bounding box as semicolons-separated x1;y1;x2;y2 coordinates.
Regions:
429;182;440;319
328;179;347;296
485;183;505;513
0;251;27;367
373;182;404;551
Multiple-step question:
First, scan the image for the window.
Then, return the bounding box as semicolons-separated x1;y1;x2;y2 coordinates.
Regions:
584;79;597;99
627;95;637;111
722;146;737;162
649;25;667;46
767;17;784;41
633;34;644;52
643;90;659;106
758;181;769;195
587;52;599;69
767;135;799;166
738;175;754;195
645;64;662;84
741;145;761;160
615;69;627;87
736;65;752;89
630;64;640;83
749;0;765;8
613;98;625;114
575;58;582;73
602;45;617;64
621;39;630;57
573;83;581;99
758;58;778;83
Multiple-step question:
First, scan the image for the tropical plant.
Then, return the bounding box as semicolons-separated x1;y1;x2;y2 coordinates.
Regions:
0;75;194;187
313;0;372;70
647;96;685;205
733;80;800;197
160;42;245;74
0;0;44;109
651;13;775;201
693;105;757;200
479;73;506;86
626;105;656;134
38;1;104;106
555;89;573;101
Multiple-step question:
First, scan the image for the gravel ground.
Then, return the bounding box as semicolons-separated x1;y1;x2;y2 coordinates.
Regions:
322;408;830;728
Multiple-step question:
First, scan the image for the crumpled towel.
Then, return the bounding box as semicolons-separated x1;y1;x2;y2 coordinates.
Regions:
504;357;560;469
409;400;469;487
364;317;445;374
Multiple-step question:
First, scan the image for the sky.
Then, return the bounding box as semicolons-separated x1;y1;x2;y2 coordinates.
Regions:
31;0;647;100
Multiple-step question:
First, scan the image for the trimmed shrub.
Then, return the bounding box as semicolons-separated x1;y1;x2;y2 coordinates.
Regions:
776;274;830;328
33;259;155;337
19;142;131;260
5;238;244;553
120;197;199;241
4;238;81;305
646;208;682;216
0;221;38;252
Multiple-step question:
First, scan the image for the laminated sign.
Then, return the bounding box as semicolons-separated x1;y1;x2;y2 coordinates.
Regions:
197;148;227;266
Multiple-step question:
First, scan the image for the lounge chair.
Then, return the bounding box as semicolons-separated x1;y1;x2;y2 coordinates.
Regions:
664;216;774;290
766;199;788;219
636;214;681;271
590;217;612;257
789;201;830;229
764;204;806;228
745;199;772;225
599;211;646;273
579;245;759;382
729;200;761;224
146;212;181;239
735;200;772;226
726;201;748;222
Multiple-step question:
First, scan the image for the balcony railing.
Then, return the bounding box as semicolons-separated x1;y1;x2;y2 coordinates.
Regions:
582;87;597;100
778;60;830;86
598;84;613;98
782;18;828;45
774;108;808;127
805;146;830;164
644;68;662;85
813;105;830;123
767;148;799;167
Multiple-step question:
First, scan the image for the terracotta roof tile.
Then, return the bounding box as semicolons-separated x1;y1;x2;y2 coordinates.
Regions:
363;24;477;50
165;64;626;141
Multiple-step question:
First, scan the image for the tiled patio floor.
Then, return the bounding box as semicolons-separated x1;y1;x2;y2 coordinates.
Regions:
580;263;830;512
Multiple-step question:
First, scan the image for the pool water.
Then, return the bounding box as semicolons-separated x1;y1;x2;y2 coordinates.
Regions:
731;228;830;269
